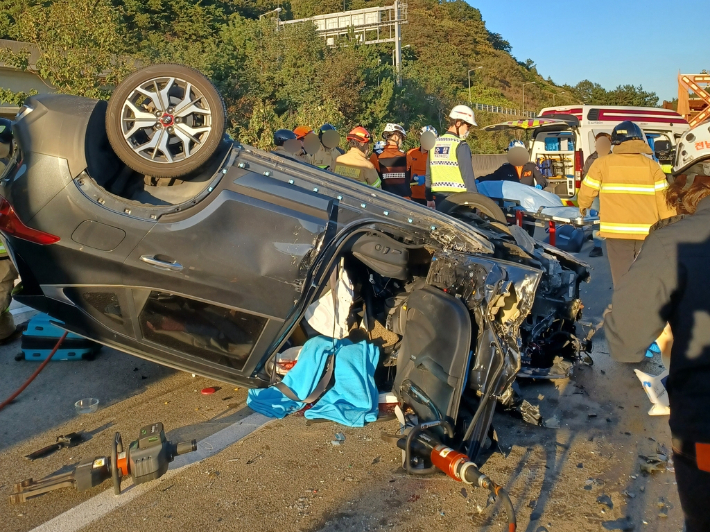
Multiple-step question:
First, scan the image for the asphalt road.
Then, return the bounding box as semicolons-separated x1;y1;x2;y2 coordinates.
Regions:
0;239;684;532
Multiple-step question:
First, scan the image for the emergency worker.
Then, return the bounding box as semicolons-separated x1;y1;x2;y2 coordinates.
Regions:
293;126;313;159
0;118;19;342
307;124;343;171
371;123;410;198
478;139;547;188
583;132;612;257
272;129;303;161
604;123;710;532
578;121;675;288
407;126;437;205
425;105;478;209
332;127;381;188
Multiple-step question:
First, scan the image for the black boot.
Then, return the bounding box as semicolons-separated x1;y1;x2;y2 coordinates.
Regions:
589;246;603;258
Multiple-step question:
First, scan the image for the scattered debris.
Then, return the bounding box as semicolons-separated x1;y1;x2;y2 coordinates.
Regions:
330;432;346;446
201;387;217;395
577;463;583;468
460;488;467;499
24;433;83;461
246;453;263;465
622;490;636;499
588;413;597;418
639;444;670;474
657;498;670;518
602;517;635;531
408;494;420;502
519;400;542;426
528;499;537;509
543;415;560;429
371;456;381;465
596;494;613;510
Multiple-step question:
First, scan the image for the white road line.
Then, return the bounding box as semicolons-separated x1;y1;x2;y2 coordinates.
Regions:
30;412;273;532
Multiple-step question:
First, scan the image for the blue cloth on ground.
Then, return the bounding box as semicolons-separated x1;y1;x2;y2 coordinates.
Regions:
246;336;380;427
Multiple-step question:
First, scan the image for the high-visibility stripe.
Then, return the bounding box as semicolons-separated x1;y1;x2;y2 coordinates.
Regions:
582;176;601;190
655;181;669;190
600;222;651;235
601;185;656;195
372;177;381;189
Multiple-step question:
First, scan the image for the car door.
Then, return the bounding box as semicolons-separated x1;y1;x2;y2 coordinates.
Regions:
123;167;336;385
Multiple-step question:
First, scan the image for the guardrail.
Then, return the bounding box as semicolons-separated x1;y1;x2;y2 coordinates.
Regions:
471;102;536;119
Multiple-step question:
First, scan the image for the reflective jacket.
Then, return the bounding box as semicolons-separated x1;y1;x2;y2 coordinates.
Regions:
429;133;468;193
370;145;411;198
306;145;342;170
578;140;676;240
333;149;381;188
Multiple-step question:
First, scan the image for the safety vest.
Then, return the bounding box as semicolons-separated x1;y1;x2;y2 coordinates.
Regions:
430;133;467;193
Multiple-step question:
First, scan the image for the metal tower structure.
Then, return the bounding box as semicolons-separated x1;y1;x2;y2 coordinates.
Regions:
678;73;710;127
280;2;408;85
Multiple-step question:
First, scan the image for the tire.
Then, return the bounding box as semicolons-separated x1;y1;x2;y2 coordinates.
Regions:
106;64;226;178
437;192;508;224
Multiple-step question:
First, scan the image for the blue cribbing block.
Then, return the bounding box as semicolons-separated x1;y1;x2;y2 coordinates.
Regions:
21;313;99;361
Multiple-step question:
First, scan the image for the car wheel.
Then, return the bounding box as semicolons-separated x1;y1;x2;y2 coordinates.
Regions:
106;64;226;178
437;192;508;224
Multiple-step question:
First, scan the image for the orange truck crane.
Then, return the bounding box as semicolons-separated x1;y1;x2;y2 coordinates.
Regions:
678;73;710;127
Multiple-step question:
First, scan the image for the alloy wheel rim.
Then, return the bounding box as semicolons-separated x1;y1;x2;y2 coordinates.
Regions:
120;76;213;164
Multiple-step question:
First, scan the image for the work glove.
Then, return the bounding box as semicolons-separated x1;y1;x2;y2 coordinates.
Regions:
535;184;543;190
412;174;425;186
579;208;587;217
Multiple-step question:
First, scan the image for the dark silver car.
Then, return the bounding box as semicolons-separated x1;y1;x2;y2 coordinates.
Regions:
0;65;590;461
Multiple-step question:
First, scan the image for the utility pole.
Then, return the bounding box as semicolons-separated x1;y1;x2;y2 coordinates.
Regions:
394;0;402;87
468;66;483;104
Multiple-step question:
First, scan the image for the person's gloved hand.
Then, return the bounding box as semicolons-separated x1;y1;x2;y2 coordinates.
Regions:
580;208;587;217
412;174;425;186
535;184;543;190
426;200;436;209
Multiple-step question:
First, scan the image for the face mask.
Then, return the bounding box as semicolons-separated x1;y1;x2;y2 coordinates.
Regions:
460;128;470;140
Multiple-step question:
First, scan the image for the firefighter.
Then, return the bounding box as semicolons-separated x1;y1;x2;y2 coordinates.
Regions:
272;129;304;161
370;123;410;198
604;124;710;532
478;139;547;188
425;105;478;209
307;124;343;171
0;118;18;343
332;127;381;188
578;121;675;288
583;132;612;258
407;126;437;206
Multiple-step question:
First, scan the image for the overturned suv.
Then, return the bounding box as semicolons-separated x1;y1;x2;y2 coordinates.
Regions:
0;65;590;463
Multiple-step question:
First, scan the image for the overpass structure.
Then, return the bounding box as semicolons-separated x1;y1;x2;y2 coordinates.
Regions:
279;2;408;84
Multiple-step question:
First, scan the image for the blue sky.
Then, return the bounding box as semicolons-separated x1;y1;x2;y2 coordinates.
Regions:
469;1;707;102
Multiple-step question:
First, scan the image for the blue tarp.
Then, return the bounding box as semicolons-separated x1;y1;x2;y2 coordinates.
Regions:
247;336;380;427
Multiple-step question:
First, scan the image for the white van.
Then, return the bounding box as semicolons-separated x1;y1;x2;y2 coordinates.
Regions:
484;105;689;200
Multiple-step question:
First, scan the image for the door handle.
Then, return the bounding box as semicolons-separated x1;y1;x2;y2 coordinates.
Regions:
140;255;183;272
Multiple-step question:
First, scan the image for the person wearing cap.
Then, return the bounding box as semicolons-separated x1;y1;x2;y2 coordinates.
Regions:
478;140;547;188
578;120;675;289
306;124;343;171
370;123;410;198
425;105;478;209
332;127;381;188
604;122;710;532
272;129;305;162
407;126;437;206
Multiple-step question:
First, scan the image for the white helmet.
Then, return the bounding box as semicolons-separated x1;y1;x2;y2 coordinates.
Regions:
449;105;477;126
420;125;438;137
674;121;710;175
382;123;406;139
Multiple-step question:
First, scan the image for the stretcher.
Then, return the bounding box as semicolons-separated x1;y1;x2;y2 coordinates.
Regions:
477;181;599;247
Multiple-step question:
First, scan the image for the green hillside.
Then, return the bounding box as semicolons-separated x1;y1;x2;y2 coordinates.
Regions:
0;0;659;153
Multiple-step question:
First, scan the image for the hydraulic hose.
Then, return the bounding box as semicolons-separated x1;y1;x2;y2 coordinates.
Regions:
0;331;67;412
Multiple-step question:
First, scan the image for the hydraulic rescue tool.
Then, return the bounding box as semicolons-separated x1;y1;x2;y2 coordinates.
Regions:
10;422;196;503
391;418;517;532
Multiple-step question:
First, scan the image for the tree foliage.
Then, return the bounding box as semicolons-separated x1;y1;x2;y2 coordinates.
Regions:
0;0;661;153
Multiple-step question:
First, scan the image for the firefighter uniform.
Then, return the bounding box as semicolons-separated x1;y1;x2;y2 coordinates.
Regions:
333;149;381;188
370;145;410;198
306;145;342;171
578;139;675;287
0;241;17;340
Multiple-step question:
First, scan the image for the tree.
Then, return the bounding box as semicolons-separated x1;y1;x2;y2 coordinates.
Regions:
1;0;130;98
